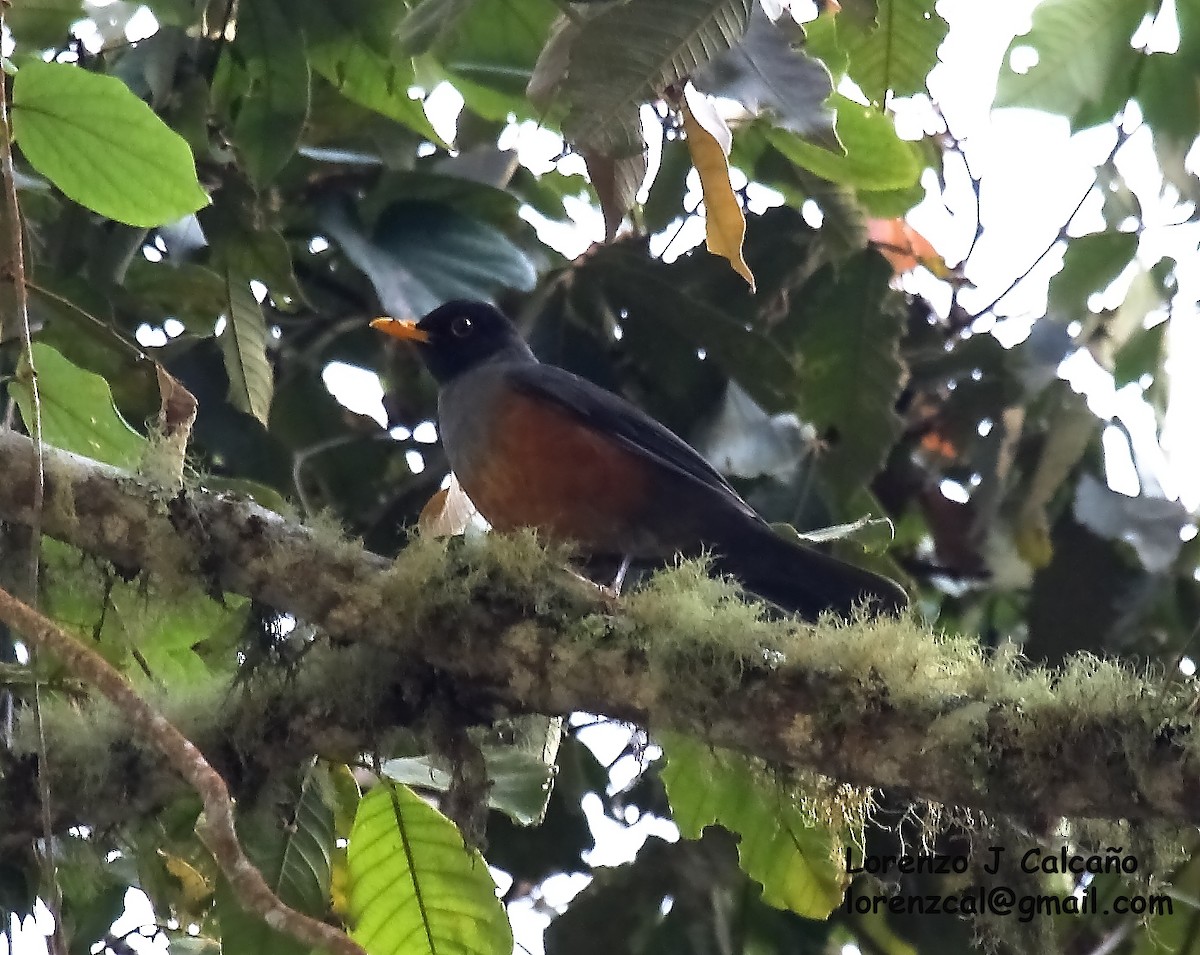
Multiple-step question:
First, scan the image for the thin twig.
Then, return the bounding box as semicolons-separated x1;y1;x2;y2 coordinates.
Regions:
970;125;1136;321
931;101;983;266
25;279;145;357
0;585;369;955
0;50;62;954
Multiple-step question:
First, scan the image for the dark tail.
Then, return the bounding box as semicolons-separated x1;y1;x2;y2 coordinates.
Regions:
711;523;908;621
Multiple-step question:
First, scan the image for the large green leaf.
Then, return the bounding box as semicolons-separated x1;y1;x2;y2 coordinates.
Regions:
994;0;1152;116
323;200;536;318
347;783;511;955
210;219;305;310
576;242;801;417
296;0;444;144
7;0;84;48
661;734;848;919
439;0;558;113
217;265;274;427
40;534;247;678
382;716;562;827
398;0;480;55
10;342;145;469
114;573;247;679
538;0;752;156
780;251;905;494
123;260;230;330
694;5;837;148
217;764;338;955
1046;231;1137;320
1137;50;1200;196
767;93;920;191
227;0;311;185
803;12;849;81
842;0;948;106
12;60;208;227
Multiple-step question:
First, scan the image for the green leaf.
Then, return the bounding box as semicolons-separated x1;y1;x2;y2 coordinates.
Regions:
383;716;562;827
579;243;800;415
767;93;920;191
1113;318;1167;388
111;585;247;680
218;266;274;427
217;764;337;955
1131;852;1200;955
857;177;926;218
642;136;693;233
12;60;209;227
9;343;145;469
63;879;128;955
1046;231;1137;320
214;222;305;309
40;536;246;678
803;13;849;81
661;735;848;918
994;0;1152;116
540;0;752;159
693;5;837;147
439;0;558;114
7;0;84;48
297;0;445;145
25;275;162;421
787;163;869;255
347;783;512;955
228;0;311;185
788;514;896;550
842;0;948;106
781;251;905;493
398;0;480;55
123;260;230;329
1137;51;1200;158
323;200;536;318
311;50;441;146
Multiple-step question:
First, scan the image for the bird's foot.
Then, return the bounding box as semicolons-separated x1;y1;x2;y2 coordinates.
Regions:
566;555;632;611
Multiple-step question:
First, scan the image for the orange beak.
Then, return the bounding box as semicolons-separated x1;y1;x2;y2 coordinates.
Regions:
370;317;430;344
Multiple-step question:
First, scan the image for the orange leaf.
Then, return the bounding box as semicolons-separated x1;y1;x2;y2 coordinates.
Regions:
868;218;950;277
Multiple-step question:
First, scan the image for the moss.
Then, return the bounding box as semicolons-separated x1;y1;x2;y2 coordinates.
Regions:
137;426;187;490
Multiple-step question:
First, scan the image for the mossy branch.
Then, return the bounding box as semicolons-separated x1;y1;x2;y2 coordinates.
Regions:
0;429;1198;837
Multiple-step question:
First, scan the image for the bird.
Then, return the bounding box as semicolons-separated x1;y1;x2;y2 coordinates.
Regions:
371;301;907;620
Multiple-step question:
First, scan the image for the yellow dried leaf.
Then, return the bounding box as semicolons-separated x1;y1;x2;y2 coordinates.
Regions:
158;849;213;915
1015;515;1054;569
680;87;755;291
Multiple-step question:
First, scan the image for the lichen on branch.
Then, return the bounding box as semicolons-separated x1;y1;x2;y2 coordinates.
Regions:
0;429;1198;837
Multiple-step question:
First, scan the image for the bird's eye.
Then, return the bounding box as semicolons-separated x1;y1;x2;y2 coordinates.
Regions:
450;315;473;338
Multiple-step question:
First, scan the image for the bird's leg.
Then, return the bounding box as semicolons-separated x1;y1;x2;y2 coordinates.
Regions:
611;553;632;596
596;554;633;607
564;555;633;609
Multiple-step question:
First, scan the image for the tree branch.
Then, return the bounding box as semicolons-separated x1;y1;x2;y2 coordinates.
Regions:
0;584;368;955
0;429;1199;835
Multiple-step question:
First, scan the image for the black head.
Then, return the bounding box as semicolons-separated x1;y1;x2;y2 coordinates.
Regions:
371;300;535;384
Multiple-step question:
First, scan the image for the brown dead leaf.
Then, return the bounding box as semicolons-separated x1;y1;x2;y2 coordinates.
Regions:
156;362;198;439
584;148;647;242
151;362;197;488
419;472;478;537
681;85;755;290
